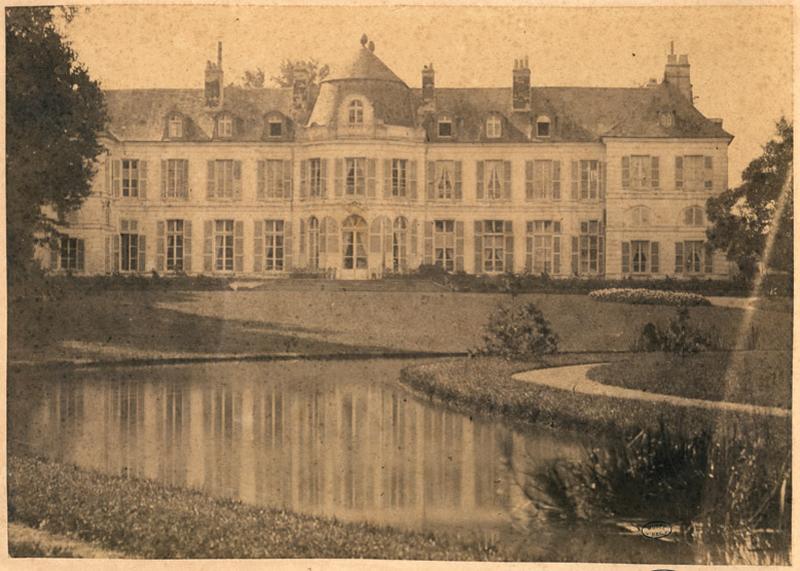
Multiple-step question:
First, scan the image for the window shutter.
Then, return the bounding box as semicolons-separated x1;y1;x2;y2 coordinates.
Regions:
599;228;605;275
327;218;339;254
651;156;660;189
675;242;684;274
704;156;714;190
571;236;579;275
138;235;147;273
503;161;512;200
424;221;433;264
203;221;213;272
599;162;606;199
476;161;484;200
571;160;579;200
552;160;561;200
104;236;111;274
383;159;392;199
365;159;376;199
474;221;483;274
207;161;215;199
320;159;328;198
257;160;266;200
161;160;168;199
183;221;192;273
299;218;306;256
105;157;112;197
621;242;630;274
525;161;534;200
284;221;292;271
675;156;683;190
525;232;533;273
651;241;660;274
181;160;189;199
111;159;121;198
704;243;714;274
50;239;59;270
234;221;244;272
455;221;465;272
253;220;263;272
504;220;513;272
622;156;630;189
426;161;435;200
156;221;165;272
370;218;382;253
234;161;243;200
283;160;292;199
553;235;561;274
299;160;308;200
112;234;120;273
334;159;343;197
409;161;418;201
139;161;148;200
454;161;462;200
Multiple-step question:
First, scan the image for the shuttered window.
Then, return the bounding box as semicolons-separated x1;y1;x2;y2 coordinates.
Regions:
57;236;85;272
477;220;513;273
345;157;366;196
622;155;659;190
257;159;292;200
578;220;603;275
525;221;561;275
433;220;456;271
214;220;235;272
208;160;242;200
676;155;714;191
119;219;145;272
527;160;560;200
162;159;189;200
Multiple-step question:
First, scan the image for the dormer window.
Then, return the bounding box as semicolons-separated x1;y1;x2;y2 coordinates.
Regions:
267;113;284;137
168;114;184;138
486;115;502;139
217;113;233;138
437;115;452;138
536;115;551;138
348;100;364;125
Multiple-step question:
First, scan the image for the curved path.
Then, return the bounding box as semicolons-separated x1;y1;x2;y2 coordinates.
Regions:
512;363;790;418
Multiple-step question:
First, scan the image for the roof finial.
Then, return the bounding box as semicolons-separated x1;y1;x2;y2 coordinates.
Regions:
360;34;368;47
368;40;375;52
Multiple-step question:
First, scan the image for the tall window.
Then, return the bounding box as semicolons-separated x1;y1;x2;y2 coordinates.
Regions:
212;160;236;198
121;159;140;197
486;115;502;138
168;114;183;138
263;160;287;199
481;220;507;273
580;160;600;199
578;220;603;275
435;161;455;199
526;221;561;274
59;236;84;271
214;220;235;272
345;158;366;196
393;217;408;271
342;215;368;270
308;217;320;270
631;241;649;274
683;241;704;274
684;206;705;226
264;220;285;271
484;160;503;199
623;240;659;275
533;161;553;199
622;155;660;190
165;159;189;199
536;116;550;138
166;220;184;272
120;220;141;272
309;159;323;197
676;155;713;191
392;159;407;197
433;220;455;271
217;114;233;138
348;100;364;125
437;115;452;138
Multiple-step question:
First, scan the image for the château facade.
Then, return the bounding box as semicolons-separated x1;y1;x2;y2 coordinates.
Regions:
43;38;734;280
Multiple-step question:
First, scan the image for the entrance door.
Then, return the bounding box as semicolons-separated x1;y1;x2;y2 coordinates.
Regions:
341;215;369;279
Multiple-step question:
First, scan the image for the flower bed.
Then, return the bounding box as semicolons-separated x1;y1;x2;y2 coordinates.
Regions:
589;288;711;306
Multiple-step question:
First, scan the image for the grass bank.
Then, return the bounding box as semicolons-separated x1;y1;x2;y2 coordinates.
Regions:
7;455;512;560
400;355;791;439
586;351;791;409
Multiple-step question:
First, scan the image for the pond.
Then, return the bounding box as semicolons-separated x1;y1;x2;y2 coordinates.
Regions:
7;358;695;562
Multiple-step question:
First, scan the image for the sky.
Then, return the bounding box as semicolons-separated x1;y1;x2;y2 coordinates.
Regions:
58;5;793;186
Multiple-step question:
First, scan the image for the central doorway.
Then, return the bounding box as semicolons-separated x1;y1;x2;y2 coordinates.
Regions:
341;214;369;279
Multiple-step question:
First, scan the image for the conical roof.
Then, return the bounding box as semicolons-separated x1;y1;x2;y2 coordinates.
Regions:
324;45;406;85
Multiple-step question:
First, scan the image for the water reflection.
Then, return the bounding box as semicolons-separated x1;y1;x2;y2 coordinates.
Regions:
9;359;587;533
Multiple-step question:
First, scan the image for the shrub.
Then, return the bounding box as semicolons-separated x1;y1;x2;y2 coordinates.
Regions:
633;307;718;355
589;288;711;306
478;302;559;359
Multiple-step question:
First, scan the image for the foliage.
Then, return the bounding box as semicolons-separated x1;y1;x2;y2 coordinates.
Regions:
270;58;329;88
6;7;108;282
240;68;265;88
634;307;718;355
706;118;793;279
589;288;710;306
8;455;513;560
479;303;559;359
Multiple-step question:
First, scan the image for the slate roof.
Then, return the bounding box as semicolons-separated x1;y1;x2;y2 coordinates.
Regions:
324;46;407;85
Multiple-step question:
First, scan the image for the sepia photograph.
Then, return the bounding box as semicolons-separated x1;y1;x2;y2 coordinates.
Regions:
4;3;794;568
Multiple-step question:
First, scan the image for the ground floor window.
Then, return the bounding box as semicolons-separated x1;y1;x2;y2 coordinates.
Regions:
119;219;144;272
526;221;561;274
393;216;408;271
675;240;712;275
308;216;320;270
264;219;285;271
214;220;234;272
57;236;84;271
572;220;603;275
166;220;184;272
434;220;455;271
475;220;513;274
342;215;368;270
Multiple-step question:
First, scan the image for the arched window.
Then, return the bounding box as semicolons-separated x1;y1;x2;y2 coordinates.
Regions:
216;113;233;138
536;115;551;138
486;115;502;138
168;113;184;138
342;215;368;270
683;206;705;226
308;216;320;270
393;217;408;272
630;206;651;226
348;100;364;125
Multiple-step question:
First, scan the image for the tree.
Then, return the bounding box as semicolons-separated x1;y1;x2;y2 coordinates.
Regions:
706;118;793;279
270;58;329;88
6;7;107;282
240;68;265;88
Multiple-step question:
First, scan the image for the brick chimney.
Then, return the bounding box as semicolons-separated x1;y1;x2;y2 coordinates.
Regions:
663;42;693;103
512;56;531;112
422;63;435;103
292;64;311;111
205;41;224;107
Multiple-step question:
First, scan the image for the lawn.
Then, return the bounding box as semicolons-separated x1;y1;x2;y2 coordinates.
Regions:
9;280;791;363
586;351;791;409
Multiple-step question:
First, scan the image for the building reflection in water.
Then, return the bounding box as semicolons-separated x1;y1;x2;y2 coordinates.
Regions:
10;360;587;533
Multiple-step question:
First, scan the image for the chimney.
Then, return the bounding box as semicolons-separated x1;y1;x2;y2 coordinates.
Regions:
205;41;224;107
512;56;531;112
422;63;435;104
663;42;693;103
292;64;310;111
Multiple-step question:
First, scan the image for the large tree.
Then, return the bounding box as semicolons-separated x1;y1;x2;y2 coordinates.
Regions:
706;118;793;280
6;7;107;281
270;58;329;88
